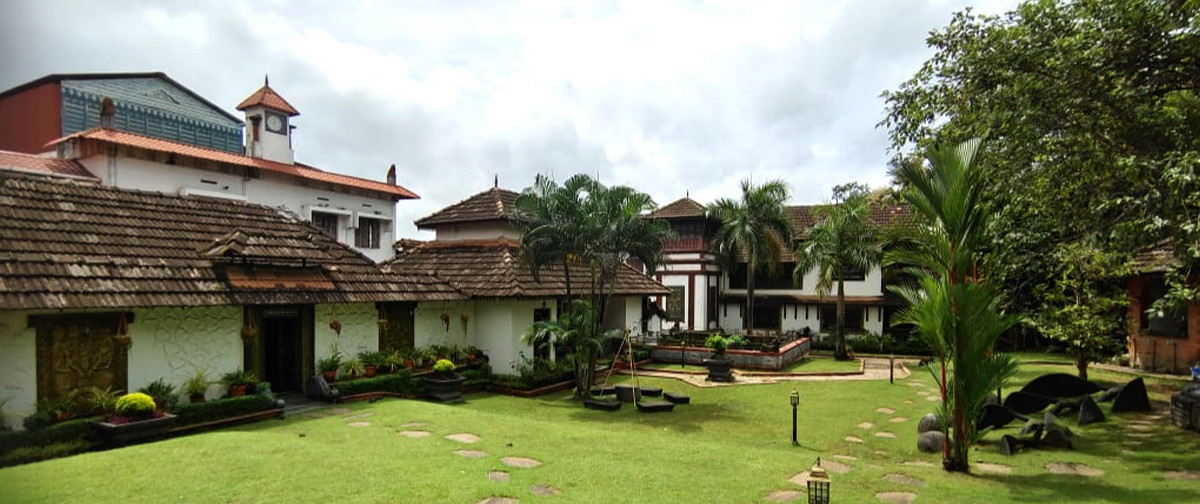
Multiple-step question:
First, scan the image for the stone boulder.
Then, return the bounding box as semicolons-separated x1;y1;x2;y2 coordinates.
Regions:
978;404;1028;431
917;413;940;434
1003;391;1056;415
1021;373;1103;399
1077;395;1106;426
917;431;946;453
1111;377;1152;413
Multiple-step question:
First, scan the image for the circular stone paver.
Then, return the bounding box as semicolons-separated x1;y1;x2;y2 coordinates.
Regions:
833;455;858;461
902;461;935;468
975;463;1012;475
876;407;896;414
916;390;930;396
400;430;430;438
305;412;327;419
889;417;908;423
883;473;926;487
347;421;371;427
446;433;481;443
926;395;940;402
455;450;488;459
845;436;864;443
821;459;852;474
875;432;897;439
476;498;518;504
531;485;560;496
876;492;918;504
328;408;352;415
767;490;803;502
402;422;427;427
788;471;811;486
1165;470;1200;481
1128;423;1154;431
500;457;542;469
343;412;373;420
859;422;875;429
486;470;510;483
1120;449;1137;456
1046;462;1104;477
904;399;914;405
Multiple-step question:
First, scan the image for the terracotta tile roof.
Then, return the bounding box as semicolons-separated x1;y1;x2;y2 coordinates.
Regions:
49;128;418;199
647;197;706;219
1132;245;1177;273
415;187;520;228
730;203;914;262
0;150;95;180
235;84;300;116
384;238;670;298
0;175;461;310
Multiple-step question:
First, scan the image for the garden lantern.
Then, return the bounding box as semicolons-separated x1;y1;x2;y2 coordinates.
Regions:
807;458;831;504
790;389;800;446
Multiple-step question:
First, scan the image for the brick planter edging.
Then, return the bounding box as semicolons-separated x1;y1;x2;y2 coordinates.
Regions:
650;337;811;370
737;358;866;377
490;379;575;397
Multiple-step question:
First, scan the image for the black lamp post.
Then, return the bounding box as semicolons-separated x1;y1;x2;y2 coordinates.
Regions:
790;389;800;446
807;458;831;504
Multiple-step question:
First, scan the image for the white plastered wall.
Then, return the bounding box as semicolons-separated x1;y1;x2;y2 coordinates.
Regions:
315;303;380;360
126;306;243;402
413;300;477;350
0;311;37;429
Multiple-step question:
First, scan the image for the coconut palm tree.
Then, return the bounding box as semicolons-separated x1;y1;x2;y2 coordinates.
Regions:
887;137;1020;473
710;179;794;333
793;183;880;360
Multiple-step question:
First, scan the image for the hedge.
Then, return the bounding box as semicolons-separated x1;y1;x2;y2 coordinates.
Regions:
174;395;278;427
335;370;423;397
0;417;97;457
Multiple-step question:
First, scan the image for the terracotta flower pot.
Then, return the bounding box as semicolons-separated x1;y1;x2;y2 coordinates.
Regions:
230;384;248;397
323;370;337;383
189;393;205;404
405;360;415;370
365;365;376;378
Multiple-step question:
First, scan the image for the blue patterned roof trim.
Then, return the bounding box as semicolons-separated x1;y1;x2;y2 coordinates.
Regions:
62;77;241;129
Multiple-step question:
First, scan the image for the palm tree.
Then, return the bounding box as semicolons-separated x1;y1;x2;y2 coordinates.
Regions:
515;174;592;299
710;179;794;333
887;137;1020;473
793;183;880;360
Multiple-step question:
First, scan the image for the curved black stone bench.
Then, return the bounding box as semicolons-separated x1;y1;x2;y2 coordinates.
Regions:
1021;373;1102;399
615;385;641;403
590;385;617;396
664;392;690;404
584;398;622;411
641;387;663;397
636;400;675;412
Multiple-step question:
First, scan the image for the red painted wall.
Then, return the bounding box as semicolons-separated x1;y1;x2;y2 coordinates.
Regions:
1127;275;1200;374
0;83;62;154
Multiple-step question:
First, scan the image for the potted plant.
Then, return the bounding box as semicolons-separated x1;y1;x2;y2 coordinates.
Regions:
221;369;259;398
317;347;343;382
138;378;180;412
183;370;210;403
358;351;384;377
420;346;440;369
93;392;177;446
402;348;417;370
422;358;465;403
704;334;733;382
381;349;403;374
340;357;365;380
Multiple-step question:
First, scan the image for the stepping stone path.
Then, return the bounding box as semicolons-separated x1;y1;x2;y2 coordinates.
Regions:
343;412;373;420
1128;423;1154;431
859;422;875;429
1120;449;1137;456
1165;470;1200;480
487;470;510;483
402;422;427;427
889;417;908;423
883;474;926;487
531;485;560;496
876;492;917;504
767;490;804;502
902;461;935;468
904;399;914;405
446;433;481;443
1046;462;1104;477
788;471;812;486
876;408;895;414
500;457;542;469
875;432;897;439
347;421;371;428
916;390;930;396
305;412;327;419
974;463;1012;475
926;396;940;402
455;450;488;459
845;436;864;443
328;408;352;415
476;498;517;504
821;459;852;474
400;430;430;438
833;455;858;461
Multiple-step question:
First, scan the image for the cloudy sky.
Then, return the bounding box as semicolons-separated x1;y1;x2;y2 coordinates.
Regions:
0;0;1015;239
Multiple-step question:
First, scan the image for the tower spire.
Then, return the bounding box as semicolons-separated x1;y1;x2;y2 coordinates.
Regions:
264;74;269;86
494;174;498;188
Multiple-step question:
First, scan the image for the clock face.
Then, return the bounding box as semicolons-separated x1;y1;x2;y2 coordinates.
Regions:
265;113;286;134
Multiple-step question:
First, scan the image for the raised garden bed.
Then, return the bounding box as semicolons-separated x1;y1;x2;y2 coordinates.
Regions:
93;414;177;447
168;408;283;436
650;337;811;371
490;379;575;398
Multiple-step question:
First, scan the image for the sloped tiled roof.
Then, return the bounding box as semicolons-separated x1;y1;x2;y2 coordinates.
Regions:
1131;245;1178;273
0;72;243;125
648;197;707;219
48;128;418;199
729;203;914;262
0;175;461;310
236;84;300;116
415;187;520;228
383;238;670;298
0;150;95;180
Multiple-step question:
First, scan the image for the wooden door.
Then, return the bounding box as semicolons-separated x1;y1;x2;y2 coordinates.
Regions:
32;313;130;399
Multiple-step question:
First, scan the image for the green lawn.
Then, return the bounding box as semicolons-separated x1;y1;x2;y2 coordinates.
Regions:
778;357;863;374
2;363;1197;503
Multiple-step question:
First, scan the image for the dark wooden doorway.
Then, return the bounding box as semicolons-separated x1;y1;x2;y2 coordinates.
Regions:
261;307;303;393
379;302;416;351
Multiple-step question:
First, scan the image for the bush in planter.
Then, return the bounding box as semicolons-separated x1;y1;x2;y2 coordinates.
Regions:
461;366;492;387
115;393;157;419
705;334;728;358
432;359;457;377
183;370;210;403
726;334;750;350
137;379;179;412
2;416;96;455
334;370;422;397
174;394;278;426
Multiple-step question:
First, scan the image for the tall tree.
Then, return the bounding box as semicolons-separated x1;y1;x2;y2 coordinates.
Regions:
515;174;669;397
710;180;794;333
889;138;1020;473
1035;240;1129;380
794;183;881;360
881;0;1200;326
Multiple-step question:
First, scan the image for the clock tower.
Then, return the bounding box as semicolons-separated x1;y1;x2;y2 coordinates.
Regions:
237;76;300;164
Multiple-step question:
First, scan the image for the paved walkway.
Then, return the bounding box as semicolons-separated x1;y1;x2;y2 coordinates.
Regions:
617;357;912;387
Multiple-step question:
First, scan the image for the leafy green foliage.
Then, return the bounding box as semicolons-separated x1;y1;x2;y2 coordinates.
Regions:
794;183;881;359
114;393;156;419
182;370;210;396
432;359;456;375
0;417;96;457
0;440;92;468
173;394;278;427
705;334;728;357
332;371;423;397
710;179;794;331
219;370;259;388
1034;241;1130;379
137;379;179;412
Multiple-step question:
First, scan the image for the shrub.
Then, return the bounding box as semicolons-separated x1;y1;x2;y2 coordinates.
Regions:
182;370;210;396
705;334;728;357
137;379;179;411
220;370;259;387
726;334;750;350
461;366;492;387
87;387;123;415
174;394;278;427
433;359;456;376
333;370;422;397
114;393;156;419
0;439;92;468
2;417;95;454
